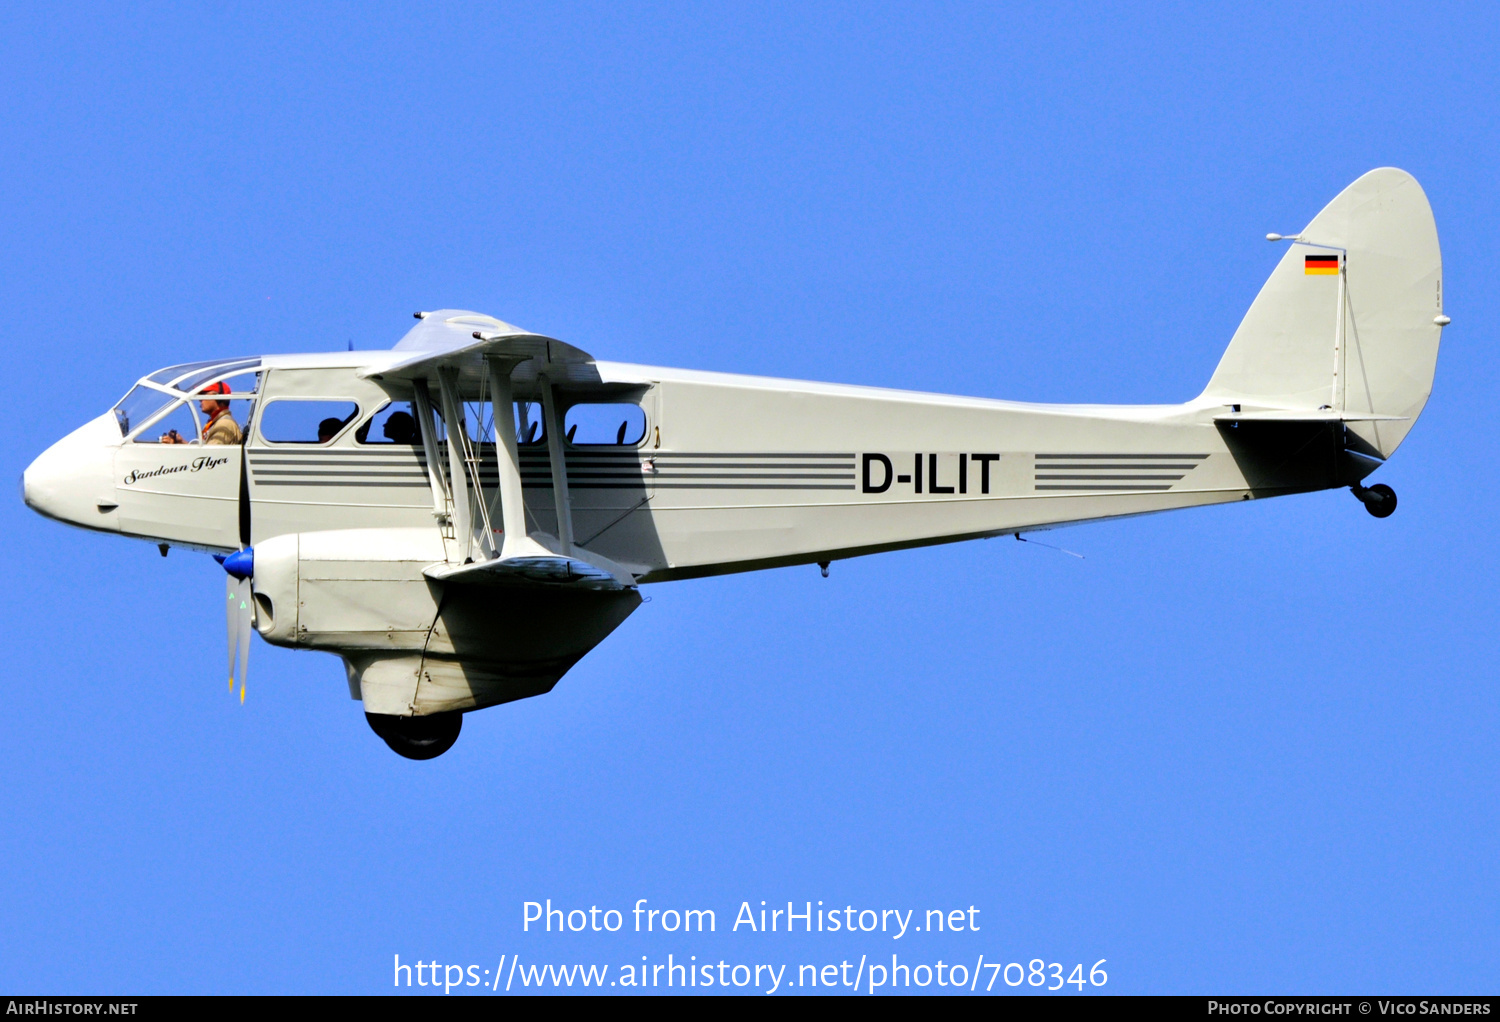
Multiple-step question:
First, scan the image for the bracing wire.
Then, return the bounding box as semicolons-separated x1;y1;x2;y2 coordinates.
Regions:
1013;533;1085;559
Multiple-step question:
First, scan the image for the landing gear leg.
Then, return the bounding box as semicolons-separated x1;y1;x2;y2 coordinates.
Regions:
365;711;463;760
1351;482;1397;518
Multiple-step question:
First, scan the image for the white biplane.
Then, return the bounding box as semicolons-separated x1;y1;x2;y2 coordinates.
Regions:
23;168;1445;758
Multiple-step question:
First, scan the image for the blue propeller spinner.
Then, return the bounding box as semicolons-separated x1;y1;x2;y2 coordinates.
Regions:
222;548;254;580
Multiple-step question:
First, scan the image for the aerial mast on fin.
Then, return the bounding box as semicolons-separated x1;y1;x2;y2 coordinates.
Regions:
1267;233;1349;413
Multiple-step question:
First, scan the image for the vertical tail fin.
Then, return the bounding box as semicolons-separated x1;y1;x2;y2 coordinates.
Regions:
1201;168;1444;458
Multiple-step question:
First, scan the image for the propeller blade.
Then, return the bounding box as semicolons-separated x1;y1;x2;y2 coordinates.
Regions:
218;546;256;701
235;577;252;703
226;575;238;691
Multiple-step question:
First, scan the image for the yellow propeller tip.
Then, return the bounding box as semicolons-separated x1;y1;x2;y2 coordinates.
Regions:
239;684;245;704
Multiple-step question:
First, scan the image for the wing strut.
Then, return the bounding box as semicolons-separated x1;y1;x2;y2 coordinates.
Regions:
411;380;450;522
485;355;553;561
435;369;472;561
539;376;575;555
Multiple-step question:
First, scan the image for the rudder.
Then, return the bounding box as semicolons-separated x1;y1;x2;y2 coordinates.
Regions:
1201;168;1445;458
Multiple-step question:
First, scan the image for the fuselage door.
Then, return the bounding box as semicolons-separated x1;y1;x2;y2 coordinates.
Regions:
111;368;257;549
114;428;243;549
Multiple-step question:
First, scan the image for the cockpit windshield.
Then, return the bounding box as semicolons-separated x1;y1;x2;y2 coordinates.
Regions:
113;358;262;437
170;359;260;393
113;385;176;437
145;360;228;387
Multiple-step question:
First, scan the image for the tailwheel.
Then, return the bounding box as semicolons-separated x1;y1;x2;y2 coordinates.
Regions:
1351;482;1397;519
365;711;463;760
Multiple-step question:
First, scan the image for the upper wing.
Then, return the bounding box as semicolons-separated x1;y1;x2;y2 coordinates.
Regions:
360;309;601;388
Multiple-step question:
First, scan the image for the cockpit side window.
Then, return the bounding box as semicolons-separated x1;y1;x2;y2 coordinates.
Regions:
258;400;360;444
131;402;202;444
117;359;262;439
190;371;259;446
121;369;261;444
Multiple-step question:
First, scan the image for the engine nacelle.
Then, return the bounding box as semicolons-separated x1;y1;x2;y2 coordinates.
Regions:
250;527;444;653
251;528;640;716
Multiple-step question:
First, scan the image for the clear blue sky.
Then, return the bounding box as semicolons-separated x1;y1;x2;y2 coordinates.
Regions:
2;2;1496;995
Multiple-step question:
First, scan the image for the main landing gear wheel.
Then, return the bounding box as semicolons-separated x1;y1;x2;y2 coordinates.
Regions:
1351;482;1398;519
365;711;463;760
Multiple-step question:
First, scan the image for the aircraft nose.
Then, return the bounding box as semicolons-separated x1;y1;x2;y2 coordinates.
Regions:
23;412;122;532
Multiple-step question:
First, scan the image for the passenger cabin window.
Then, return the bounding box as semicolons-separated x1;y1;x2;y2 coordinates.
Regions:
564;403;646;446
513;401;546;445
416;400;547;445
258;401;360;444
451;400;549;446
357;402;421;444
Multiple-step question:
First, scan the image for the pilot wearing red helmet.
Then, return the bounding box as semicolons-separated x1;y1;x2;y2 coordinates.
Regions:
161;380;242;445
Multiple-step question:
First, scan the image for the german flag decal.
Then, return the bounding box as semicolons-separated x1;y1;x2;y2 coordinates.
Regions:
1305;254;1340;275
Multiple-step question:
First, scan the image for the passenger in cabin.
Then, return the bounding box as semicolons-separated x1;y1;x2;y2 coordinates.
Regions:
382;411;420;444
161;381;242;445
317;417;346;443
354;406;419;445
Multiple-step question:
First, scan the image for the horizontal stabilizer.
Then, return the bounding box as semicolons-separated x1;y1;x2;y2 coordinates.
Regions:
1213;410;1410;423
